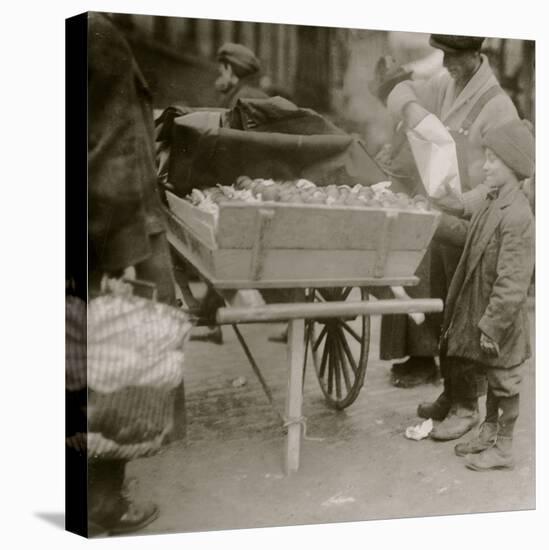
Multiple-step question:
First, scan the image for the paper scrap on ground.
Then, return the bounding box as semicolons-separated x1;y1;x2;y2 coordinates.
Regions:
405;418;433;440
232;376;247;388
407;114;461;198
322;494;356;507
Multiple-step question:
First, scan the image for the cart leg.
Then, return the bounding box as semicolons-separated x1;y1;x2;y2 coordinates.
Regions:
284;318;305;475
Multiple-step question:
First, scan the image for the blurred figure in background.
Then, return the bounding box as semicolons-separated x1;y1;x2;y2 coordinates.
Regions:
215;42;268;109
190;42;271;345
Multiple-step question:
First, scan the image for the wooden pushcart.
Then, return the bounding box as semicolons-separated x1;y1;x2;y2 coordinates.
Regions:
164;192;443;474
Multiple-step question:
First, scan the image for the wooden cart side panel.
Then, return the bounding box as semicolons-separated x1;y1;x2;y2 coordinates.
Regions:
165;191;217;248
214;248;423;282
164;210;217;280
216;203;439;251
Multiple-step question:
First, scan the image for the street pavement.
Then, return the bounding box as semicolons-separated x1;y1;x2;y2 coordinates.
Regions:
127;299;535;536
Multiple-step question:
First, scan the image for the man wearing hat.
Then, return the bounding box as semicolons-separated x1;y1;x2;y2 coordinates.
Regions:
215;42;269;109
433;119;534;469
386;34;521;440
370;56;442;389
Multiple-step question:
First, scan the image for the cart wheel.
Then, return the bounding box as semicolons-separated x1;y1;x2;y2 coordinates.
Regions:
306;287;370;409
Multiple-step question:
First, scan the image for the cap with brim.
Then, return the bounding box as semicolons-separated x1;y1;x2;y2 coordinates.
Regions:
217;42;260;78
429;34;485;53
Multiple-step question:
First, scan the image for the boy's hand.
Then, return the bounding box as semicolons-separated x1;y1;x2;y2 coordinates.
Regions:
431;180;465;216
480;332;500;357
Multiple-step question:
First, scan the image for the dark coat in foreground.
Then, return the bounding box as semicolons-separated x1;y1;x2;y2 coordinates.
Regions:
88;13;165;274
437;183;534;368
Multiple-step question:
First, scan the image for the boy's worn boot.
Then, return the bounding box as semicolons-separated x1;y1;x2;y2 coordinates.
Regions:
455;389;499;456
417;388;452;421
454;422;497;456
465;436;514;471
465;394;519;472
430;400;479;441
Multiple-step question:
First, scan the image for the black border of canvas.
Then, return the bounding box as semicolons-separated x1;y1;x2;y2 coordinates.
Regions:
65;11;89;538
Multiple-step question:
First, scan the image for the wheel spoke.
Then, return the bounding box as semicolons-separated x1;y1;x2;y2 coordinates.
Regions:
302;321;312;384
333;332;342;399
334;331;352;392
320;288;338;301
337;330;355;391
314;291;327;303
327;332;334;395
339;321;362;344
337;326;359;375
319;334;330;379
312;324;328;352
341;287;353;301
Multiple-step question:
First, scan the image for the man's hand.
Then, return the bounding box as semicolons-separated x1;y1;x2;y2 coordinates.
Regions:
402;101;431;129
480;331;500;357
375;143;393;168
123;266;136;280
431;180;465;216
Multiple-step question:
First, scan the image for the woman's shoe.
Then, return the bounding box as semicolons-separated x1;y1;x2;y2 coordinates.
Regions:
391;357;439;388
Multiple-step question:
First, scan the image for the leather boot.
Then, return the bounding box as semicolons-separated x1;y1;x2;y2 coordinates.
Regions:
454;389;499;455
465;436;514;471
465;394;518;471
430;401;479;441
484;388;500;424
454;422;497;456
417;388;452;421
498;394;520;438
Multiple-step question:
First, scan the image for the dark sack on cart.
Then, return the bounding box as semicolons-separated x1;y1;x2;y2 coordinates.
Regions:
158;96;386;197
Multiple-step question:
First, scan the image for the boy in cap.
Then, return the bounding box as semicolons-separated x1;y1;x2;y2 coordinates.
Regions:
434;119;535;470
191;43;270;345
215;42;268;109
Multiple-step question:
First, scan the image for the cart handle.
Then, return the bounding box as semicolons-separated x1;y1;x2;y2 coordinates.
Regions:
216;297;443;325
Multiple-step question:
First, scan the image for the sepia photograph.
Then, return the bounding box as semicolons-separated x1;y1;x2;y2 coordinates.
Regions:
63;2;539;543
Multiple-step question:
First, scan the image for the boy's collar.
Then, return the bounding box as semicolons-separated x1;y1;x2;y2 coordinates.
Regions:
486;181;520;203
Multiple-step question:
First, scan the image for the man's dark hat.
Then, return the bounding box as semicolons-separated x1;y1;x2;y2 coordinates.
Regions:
429;34;485;53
